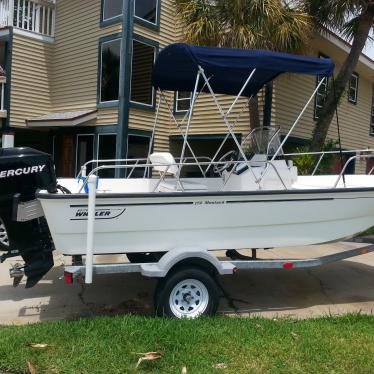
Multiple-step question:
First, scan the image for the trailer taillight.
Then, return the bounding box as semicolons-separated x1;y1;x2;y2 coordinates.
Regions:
283;262;294;269
64;271;73;284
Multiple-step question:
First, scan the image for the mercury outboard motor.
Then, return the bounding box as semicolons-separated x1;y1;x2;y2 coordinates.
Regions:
0;147;57;288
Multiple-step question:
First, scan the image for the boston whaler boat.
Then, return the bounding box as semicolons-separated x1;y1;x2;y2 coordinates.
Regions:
2;44;374;318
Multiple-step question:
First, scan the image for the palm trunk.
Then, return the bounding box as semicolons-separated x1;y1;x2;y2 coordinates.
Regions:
249;94;261;129
310;10;374;152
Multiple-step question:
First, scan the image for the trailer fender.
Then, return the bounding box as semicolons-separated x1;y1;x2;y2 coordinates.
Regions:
140;247;235;277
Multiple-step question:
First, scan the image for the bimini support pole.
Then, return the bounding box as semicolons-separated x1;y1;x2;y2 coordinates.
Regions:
226;68;256;117
270;77;327;162
179;70;201;169
206;96;253;174
199;66;258;180
144;92;162;177
159;89;206;177
85;174;97;284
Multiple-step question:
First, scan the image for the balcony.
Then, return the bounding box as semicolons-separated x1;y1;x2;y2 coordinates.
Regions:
0;0;55;38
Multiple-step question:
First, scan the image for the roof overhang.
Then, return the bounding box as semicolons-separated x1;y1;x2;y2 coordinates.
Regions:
323;29;374;71
26;109;97;128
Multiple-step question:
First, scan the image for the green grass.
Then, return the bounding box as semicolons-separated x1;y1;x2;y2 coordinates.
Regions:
1;314;374;374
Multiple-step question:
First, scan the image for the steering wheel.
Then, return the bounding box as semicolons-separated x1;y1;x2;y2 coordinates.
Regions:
214;150;238;175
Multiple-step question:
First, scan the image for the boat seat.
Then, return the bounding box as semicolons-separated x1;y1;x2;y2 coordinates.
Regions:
149;152;179;176
149;152;207;192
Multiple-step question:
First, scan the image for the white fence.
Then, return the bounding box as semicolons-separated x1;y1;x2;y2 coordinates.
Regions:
0;0;55;37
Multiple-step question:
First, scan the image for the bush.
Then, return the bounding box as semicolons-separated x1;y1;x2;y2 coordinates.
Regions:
292;140;339;176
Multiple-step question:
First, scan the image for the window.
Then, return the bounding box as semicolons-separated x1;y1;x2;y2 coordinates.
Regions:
130;40;156;106
76;134;95;175
314;54;329;120
370;85;374;135
102;0;158;26
135;0;157;24
100;38;121;103
97;134;117;178
175;91;191;113
128;134;151;177
102;0;123;21
348;72;359;104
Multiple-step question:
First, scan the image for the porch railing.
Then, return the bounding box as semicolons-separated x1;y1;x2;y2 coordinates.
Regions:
0;0;55;37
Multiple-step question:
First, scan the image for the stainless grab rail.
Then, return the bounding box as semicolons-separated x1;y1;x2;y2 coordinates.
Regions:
334;153;374;188
77;159;289;194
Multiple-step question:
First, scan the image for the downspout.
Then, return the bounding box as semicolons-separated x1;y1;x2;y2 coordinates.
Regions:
115;0;134;177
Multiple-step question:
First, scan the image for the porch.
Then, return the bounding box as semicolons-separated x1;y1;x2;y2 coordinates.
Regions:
0;0;55;38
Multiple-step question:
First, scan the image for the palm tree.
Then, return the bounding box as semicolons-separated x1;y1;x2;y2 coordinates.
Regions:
174;0;311;129
302;0;374;151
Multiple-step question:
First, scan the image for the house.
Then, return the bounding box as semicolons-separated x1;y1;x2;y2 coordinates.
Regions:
0;0;373;177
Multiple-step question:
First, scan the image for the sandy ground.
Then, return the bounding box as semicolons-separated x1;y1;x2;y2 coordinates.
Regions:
0;241;374;324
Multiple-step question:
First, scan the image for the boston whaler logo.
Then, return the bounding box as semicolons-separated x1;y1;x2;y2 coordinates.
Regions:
71;207;126;220
0;164;46;178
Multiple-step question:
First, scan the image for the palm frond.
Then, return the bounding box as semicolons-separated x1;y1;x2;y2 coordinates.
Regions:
175;0;312;53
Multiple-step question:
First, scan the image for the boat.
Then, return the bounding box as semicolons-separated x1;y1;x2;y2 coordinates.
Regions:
2;43;374;287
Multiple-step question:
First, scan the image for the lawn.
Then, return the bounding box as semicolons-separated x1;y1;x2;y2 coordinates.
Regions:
0;314;374;374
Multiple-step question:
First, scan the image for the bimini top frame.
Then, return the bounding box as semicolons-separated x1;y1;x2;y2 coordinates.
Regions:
146;43;335;181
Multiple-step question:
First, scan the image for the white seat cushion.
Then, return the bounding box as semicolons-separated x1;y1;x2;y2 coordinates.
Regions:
149;152;178;176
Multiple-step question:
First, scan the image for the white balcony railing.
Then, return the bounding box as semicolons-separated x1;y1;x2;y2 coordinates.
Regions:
0;0;55;37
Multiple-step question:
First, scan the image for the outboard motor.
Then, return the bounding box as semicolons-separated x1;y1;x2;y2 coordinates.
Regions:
0;147;57;288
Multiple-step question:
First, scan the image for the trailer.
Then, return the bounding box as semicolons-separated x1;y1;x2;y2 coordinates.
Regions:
58;242;374;319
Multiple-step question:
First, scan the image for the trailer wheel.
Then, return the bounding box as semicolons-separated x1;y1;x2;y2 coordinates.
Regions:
0;216;10;250
155;267;219;318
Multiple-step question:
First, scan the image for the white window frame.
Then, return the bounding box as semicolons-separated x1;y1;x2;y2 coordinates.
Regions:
348;72;359;104
130;39;156;108
314;54;329;120
75;134;95;176
134;0;159;26
102;0;123;22
99;37;121;104
175;91;192;114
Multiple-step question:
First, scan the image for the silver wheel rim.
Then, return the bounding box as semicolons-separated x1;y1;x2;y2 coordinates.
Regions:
0;217;9;247
169;278;209;318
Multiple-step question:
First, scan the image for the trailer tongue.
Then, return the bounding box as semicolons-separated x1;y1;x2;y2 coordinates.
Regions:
0;147;57;288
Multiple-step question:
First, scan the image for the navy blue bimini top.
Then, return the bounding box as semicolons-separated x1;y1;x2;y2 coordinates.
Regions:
152;43;334;97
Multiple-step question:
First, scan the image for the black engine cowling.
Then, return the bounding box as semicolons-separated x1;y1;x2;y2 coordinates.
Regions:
0;147;57;287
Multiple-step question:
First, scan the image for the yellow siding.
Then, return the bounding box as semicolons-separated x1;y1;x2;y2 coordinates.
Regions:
8;0;374;165
51;0;120;124
10;33;54;127
273;34;374;154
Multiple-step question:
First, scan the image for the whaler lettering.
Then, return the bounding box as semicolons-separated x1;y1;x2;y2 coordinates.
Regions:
0;164;46;179
75;209;112;218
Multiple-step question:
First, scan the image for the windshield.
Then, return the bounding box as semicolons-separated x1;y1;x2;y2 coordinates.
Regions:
242;126;283;158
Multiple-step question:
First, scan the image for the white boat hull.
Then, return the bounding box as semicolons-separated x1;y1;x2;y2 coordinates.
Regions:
38;187;374;255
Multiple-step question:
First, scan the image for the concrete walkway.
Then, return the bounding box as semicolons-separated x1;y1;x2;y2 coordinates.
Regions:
0;241;374;324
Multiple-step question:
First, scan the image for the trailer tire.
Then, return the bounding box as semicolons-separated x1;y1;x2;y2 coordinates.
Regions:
0;215;10;251
154;266;219;318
